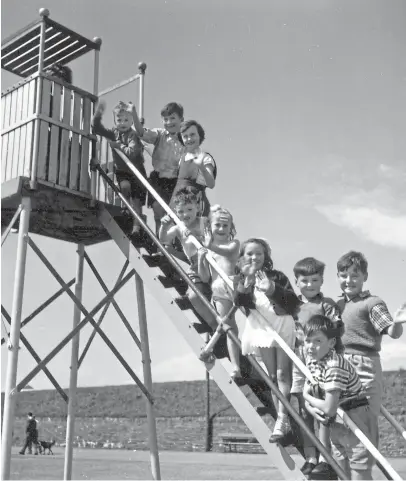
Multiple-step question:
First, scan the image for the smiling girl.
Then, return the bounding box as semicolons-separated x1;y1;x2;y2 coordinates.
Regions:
197;205;240;377
171;120;216;217
235;238;301;441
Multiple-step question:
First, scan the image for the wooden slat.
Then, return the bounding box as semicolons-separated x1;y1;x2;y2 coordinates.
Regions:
9;88;18;128
2;93;12;130
36;79;52;180
11;86;24;178
5;131;15;182
69;92;82;190
16;83;30;177
22;81;36;177
58;86;72;187
23;121;35;177
48;82;62;183
79;97;92;192
1;134;9;182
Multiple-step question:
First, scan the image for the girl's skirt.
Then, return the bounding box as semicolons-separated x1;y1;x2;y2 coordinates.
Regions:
241;291;296;355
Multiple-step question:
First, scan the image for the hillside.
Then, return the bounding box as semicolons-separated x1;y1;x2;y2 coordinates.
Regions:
2;370;406;419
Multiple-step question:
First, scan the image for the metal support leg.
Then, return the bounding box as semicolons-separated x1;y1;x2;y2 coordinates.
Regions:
64;244;85;479
134;273;161;480
1;197;31;480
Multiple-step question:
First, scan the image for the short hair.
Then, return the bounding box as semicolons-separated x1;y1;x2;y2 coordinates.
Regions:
172;187;199;207
238;238;274;273
161;102;184;118
180;120;205;145
208;205;236;239
28;412;33;416
113;101;131;116
45;63;72;84
304;314;344;354
337;251;368;275
294;257;325;278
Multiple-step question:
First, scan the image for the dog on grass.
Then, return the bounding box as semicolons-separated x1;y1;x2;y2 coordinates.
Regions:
38;440;55;455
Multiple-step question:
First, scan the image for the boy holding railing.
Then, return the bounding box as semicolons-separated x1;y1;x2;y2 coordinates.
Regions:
303;315;375;481
336;251;403;448
291;257;343;477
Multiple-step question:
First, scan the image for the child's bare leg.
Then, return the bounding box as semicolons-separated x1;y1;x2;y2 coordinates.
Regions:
276;348;292;418
131;197;143;234
152;201;165;235
318;423;332;464
188;283;217;330
214;299;240;377
295;393;317;464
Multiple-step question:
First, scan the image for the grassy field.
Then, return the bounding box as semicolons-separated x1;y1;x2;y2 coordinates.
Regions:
9;448;406;480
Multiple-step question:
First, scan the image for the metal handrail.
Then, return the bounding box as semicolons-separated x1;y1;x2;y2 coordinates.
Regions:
92;159;349;480
97;149;404;479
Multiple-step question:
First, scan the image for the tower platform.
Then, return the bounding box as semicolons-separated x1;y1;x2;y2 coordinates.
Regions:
1;176;132;245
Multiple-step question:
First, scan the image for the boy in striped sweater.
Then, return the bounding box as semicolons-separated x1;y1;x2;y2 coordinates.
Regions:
303;315;375;480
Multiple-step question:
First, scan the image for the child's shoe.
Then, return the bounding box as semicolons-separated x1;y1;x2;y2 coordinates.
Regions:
301;460;317;475
311;461;336;478
269;414;291;443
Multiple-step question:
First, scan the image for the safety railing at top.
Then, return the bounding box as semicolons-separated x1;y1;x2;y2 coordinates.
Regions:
91;149;404;481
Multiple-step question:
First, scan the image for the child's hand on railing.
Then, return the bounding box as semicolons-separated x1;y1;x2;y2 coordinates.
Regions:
160;215;173;226
109;141;121;150
198;247;208;261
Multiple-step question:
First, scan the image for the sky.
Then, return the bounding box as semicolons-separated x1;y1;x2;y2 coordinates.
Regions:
1;0;405;391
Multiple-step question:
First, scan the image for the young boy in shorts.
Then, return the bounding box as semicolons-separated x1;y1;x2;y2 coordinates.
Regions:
336;251;403;447
92;100;147;237
131;102;184;234
303;314;375;481
159;187;216;331
292;257;343;476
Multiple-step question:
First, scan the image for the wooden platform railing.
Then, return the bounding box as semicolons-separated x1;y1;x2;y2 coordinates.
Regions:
1;72;100;197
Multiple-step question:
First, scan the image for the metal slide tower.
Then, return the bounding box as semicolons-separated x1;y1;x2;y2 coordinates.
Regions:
2;8;404;481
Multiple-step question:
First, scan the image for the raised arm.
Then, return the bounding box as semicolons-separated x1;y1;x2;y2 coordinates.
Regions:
195;154;215;189
92;101;116;141
265;270;301;316
129;102;145;137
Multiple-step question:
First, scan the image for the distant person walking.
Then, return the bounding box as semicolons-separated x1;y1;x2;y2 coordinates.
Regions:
19;412;39;455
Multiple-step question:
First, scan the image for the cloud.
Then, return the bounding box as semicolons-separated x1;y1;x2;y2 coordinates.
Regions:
316;204;406;250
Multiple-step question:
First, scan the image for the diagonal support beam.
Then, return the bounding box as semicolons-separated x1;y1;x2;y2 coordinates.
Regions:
84;253;141;349
1;205;22;246
78;261;130;369
26;238;153;404
1;279;75;346
16;269;135;393
1;307;68;403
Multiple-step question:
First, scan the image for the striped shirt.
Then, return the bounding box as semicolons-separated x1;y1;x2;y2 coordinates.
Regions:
306;350;364;401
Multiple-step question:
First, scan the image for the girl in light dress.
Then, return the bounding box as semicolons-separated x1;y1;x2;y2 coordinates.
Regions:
197;205;241;378
234;238;301;441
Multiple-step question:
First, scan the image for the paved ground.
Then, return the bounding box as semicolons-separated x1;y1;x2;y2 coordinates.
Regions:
10;447;406;480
